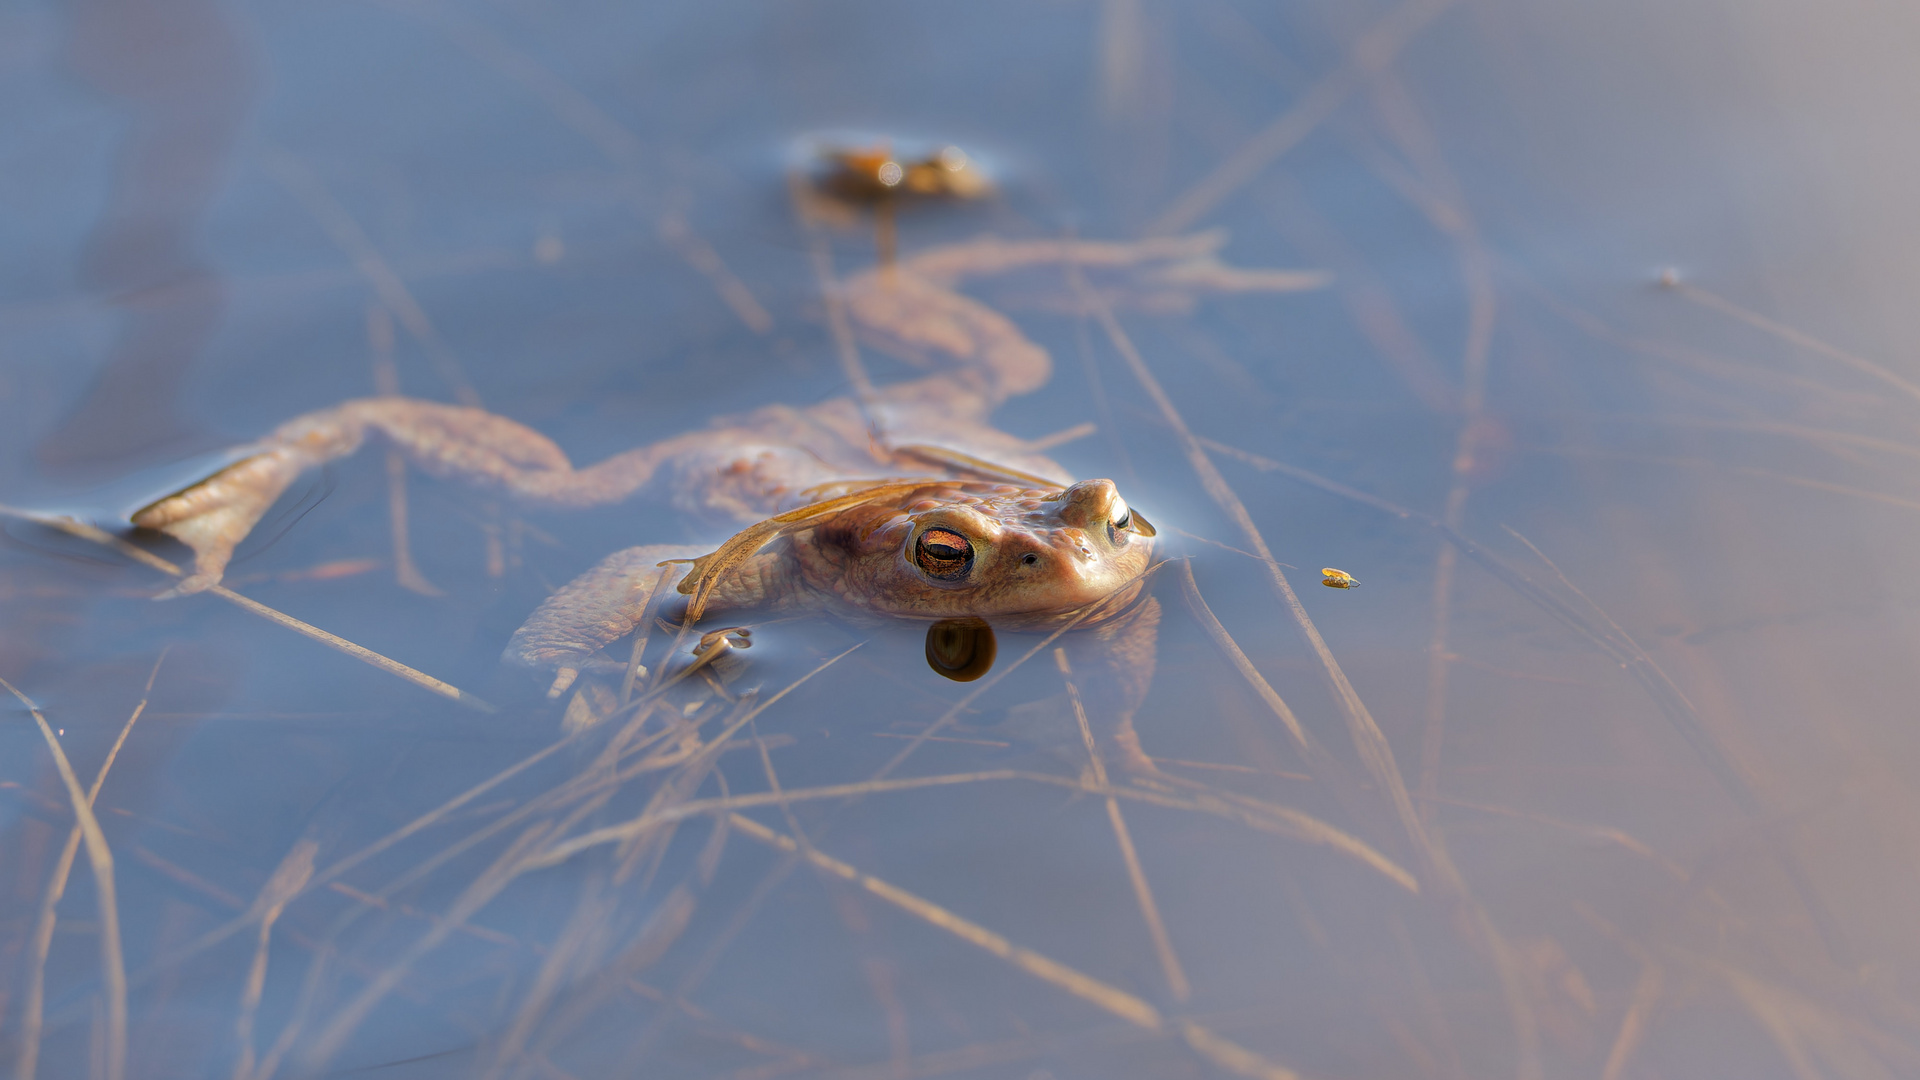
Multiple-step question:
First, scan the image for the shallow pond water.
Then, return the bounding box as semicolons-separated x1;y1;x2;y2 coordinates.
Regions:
6;2;1920;1078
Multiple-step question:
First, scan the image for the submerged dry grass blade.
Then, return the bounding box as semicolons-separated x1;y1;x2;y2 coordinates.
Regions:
811;1028;1135;1080
1571;411;1920;464
528;768;1415;890
661;212;774;333
1428;795;1688;883
1358;62;1502;825
1181;441;1794;811
520;885;723;1073
484;873;617;1080
1721;964;1920;1080
1500;522;1853;966
1147;0;1453;235
748;723;913;1072
527;641;863;868
233;840;318;1080
301;825;552;1074
368;302;442;596
1056;648;1191;1003
620;564;676;704
1521;271;1884;410
393;1;773;333
0;505;492;710
137;725;584;1003
1175;561;1310;753
1075;272;1437;879
727;814;1305;1080
1257;175;1457;412
526;772;1019;869
1084;272;1558;1074
13;652;162;1080
1600;964;1664;1080
1200;432;1858;978
808;232;884;433
211;586;492;710
1536;445;1920;514
325;726;581;888
1666;276;1920;411
3;676;129;1080
1144;778;1417;892
733;811;1155;1027
264;151;480;407
1025;420;1099;452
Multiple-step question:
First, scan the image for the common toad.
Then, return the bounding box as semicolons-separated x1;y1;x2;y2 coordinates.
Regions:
128;232;1319;733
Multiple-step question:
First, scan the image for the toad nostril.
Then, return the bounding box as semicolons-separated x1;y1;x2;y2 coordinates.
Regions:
1021;553;1039;566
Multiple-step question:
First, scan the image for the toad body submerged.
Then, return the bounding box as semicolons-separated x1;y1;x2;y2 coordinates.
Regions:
128;234;1318;702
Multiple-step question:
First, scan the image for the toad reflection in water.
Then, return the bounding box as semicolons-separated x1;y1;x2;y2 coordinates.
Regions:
126;233;1322;766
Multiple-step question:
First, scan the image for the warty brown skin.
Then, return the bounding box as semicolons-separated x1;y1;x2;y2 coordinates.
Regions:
790;479;1150;624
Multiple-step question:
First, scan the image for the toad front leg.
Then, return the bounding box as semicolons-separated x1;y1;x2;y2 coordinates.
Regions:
504;541;805;680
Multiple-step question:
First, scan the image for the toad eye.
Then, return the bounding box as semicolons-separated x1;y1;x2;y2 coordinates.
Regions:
915;527;974;581
1106;497;1156;544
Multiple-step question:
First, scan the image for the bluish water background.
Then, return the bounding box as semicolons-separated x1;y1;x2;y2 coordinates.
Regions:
5;2;1920;1077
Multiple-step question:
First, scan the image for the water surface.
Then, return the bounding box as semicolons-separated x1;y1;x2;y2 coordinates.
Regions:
5;2;1920;1078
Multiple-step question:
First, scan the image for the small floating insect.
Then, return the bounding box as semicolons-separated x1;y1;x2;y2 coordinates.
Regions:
1321;568;1360;589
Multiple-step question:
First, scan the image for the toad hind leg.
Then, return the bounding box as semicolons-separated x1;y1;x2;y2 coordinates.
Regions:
844;233;1324;415
131;398;687;596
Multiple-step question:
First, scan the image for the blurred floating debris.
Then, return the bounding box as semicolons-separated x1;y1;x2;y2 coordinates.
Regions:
795;137;997;266
1321;568;1360;589
793;136;996;246
811;141;993;205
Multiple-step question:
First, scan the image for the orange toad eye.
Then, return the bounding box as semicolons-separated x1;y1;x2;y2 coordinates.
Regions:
915;527;974;581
